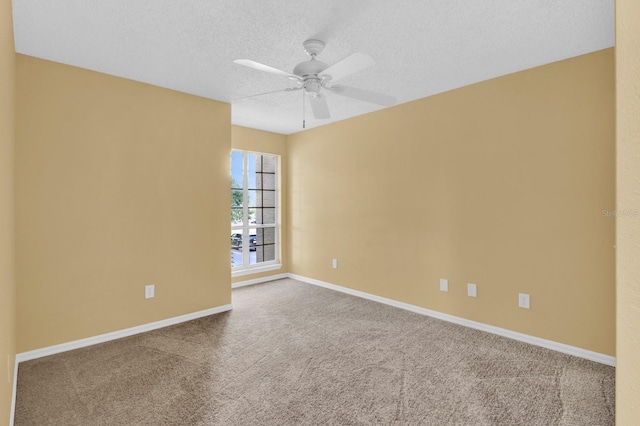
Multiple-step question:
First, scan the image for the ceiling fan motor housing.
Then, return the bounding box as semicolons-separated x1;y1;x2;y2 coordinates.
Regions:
293;60;329;79
293;58;329;94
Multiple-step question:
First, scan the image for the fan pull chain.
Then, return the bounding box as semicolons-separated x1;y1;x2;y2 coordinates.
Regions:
302;90;306;129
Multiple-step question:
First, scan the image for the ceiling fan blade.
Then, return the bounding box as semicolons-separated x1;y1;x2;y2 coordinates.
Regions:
234;87;301;101
319;52;375;82
326;85;396;107
309;94;331;119
233;59;301;81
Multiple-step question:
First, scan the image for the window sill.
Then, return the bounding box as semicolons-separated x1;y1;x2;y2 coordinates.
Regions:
232;263;282;278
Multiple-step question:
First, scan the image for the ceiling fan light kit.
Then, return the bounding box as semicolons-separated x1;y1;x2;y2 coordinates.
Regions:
234;39;397;124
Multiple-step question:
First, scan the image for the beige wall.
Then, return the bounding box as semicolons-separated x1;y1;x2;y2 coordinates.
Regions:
15;56;232;352
0;0;16;424
616;0;640;422
231;126;288;283
288;49;615;355
2;8;626;424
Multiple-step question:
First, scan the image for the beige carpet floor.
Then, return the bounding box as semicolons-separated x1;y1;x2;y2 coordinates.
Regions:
15;278;615;425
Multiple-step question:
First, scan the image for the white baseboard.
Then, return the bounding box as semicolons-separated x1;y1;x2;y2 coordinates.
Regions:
232;273;288;289
288;273;616;367
15;304;232;364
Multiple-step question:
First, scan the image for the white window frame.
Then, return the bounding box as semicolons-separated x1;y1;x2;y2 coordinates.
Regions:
231;150;281;277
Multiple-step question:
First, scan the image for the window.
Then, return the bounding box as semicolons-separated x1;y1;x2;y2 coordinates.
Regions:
231;150;280;274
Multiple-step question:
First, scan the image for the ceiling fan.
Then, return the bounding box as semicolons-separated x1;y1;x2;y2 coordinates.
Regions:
233;39;396;121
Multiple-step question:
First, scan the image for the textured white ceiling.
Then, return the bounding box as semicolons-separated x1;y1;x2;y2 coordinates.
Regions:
12;0;614;135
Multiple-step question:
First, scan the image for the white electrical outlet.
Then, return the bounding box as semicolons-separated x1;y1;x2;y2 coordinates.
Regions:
519;293;530;309
467;283;477;298
439;278;448;292
332;259;338;269
145;284;155;299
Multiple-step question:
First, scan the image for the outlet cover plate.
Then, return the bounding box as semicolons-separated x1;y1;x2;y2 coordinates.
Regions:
439;279;448;292
145;284;155;299
519;293;530;309
467;283;477;298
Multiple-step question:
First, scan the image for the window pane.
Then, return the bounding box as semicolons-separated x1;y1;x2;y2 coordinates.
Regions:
231;232;241;249
231;189;243;207
231;190;244;227
261;173;276;191
256;227;275;245
251;246;262;265
247;190;259;208
231;207;243;225
247;153;257;189
253;153;262;172
231;249;243;267
249;172;266;190
265;227;276;244
247;207;256;225
249;228;257;252
261;190;276;208
262;155;276;173
231;151;244;189
263;208;276;224
255;208;276;225
231;232;243;267
263;244;276;262
246;190;275;208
